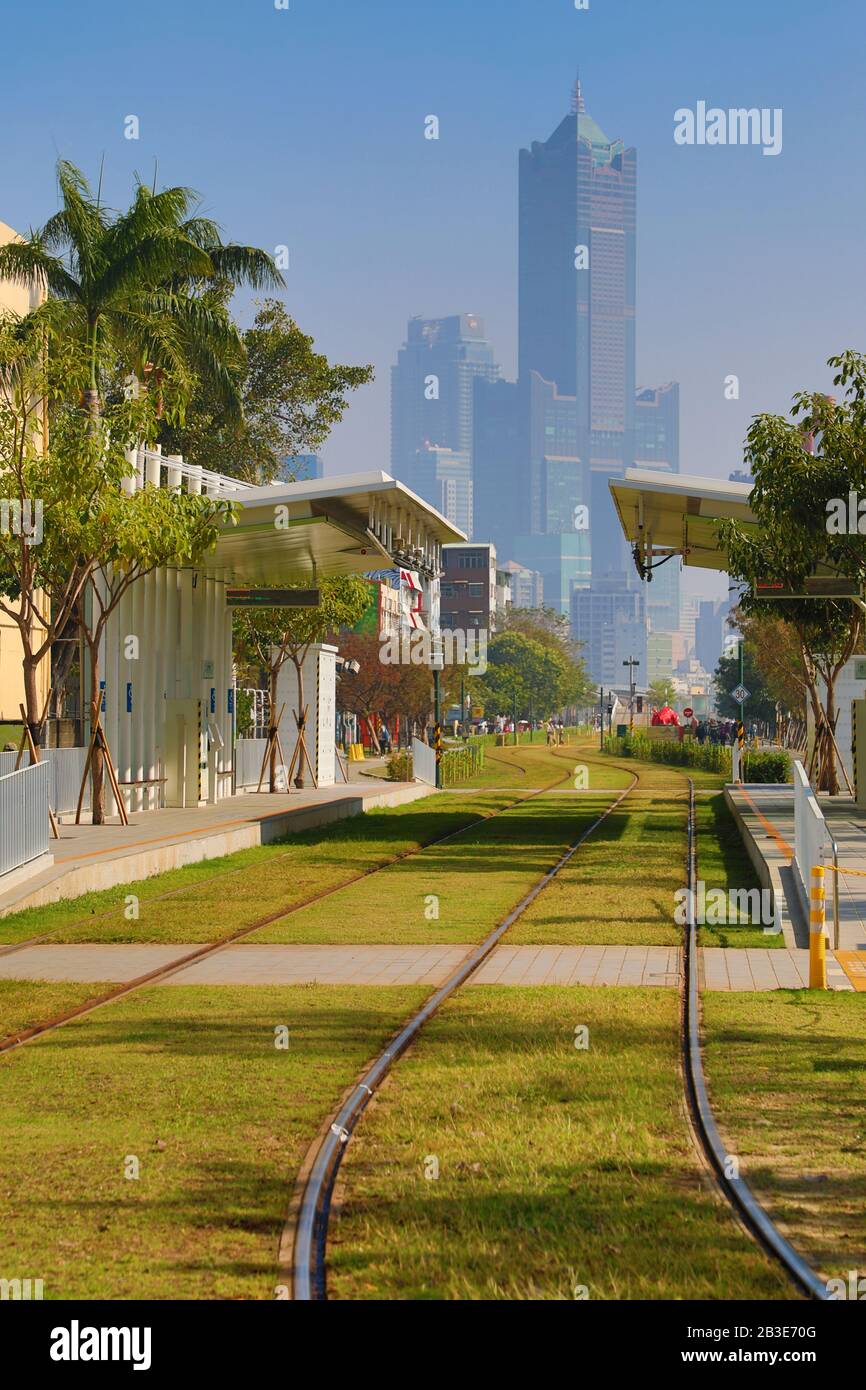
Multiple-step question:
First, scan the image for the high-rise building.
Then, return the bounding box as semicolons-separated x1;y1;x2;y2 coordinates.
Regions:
441;543;506;633
473;370;589;611
277;453;324;481
519;78;636;576
571;573;647;688
634;383;679;474
634;382;681;633
406;444;473;539
695;596;735;678
500;560;545;610
390;314;500;487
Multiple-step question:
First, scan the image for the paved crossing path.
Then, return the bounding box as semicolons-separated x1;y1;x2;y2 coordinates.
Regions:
0;942;854;990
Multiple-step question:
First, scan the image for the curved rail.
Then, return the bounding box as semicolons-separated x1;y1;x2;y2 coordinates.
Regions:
0;749;580;1054
290;768;638;1300
682;777;831;1301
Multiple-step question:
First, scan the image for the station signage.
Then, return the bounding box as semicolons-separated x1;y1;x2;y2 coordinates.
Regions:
226;588;320;609
755;577;860;599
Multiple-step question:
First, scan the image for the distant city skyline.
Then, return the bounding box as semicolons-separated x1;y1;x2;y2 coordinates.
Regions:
3;0;865;613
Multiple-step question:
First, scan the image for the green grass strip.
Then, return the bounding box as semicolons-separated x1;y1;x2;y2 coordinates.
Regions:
327;986;791;1300
702;990;866;1281
0;984;427;1300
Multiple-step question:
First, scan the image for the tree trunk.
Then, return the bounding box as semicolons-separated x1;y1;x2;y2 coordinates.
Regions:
825;677;839;796
268;664;279;793
21;649;41;752
293;655;306;789
88;647;106;825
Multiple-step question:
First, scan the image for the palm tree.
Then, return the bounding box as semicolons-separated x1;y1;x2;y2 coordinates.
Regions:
0;159;283;821
0;160;283;421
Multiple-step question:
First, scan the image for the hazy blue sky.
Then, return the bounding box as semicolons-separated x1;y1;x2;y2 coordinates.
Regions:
2;0;864;598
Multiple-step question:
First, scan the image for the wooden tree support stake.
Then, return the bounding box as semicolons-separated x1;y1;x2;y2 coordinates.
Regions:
75;705;129;826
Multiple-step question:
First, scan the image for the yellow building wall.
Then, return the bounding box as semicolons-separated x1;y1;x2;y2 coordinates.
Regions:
0;219;50;727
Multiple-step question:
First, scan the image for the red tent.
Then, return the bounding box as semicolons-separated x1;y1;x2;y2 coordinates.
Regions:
651;705;680;726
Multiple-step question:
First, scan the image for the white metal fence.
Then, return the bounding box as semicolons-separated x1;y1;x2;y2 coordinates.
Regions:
235;738;269;790
792;759;837;939
0;761;50;877
412;737;437;788
0;748;90;815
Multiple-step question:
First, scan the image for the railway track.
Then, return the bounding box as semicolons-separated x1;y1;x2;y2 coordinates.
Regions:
682;777;831;1302
287;756;638;1299
288;756;832;1302
0;747;587;1054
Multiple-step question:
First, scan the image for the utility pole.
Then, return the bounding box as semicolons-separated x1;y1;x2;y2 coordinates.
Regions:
738;638;745;726
623;657;639;734
598;686;604;752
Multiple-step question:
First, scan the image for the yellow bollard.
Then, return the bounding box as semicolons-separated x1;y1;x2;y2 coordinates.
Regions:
809;864;828;990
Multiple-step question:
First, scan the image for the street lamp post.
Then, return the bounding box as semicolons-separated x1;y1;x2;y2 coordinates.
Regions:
431;633;444;789
623;656;639;733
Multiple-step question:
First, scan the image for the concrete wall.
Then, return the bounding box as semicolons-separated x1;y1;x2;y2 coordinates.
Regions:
101;562;233;812
275;643;337;788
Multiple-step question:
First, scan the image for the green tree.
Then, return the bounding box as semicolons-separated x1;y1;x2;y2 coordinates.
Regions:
647;678;676;709
718;351;866;791
161;300;374;483
500;605;593;711
480;631;571;720
0;160;281;424
233;576;371;789
712;646;775;723
0;316;233;819
0;311;96;741
734;610;807;720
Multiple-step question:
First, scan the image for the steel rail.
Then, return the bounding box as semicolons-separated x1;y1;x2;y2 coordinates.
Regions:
291;767;638;1300
682;777;831;1302
0;753;579;1053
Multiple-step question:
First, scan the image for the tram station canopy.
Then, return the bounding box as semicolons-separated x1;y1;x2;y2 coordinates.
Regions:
210;470;466;582
609;469;755;576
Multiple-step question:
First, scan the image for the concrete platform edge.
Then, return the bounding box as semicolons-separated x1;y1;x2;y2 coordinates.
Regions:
0;782;432;919
722;784;804;949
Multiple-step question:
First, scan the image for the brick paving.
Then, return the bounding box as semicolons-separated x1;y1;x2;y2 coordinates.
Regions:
0;941;852;990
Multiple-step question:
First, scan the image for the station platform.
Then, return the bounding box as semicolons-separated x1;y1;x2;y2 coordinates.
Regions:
0;774;429;920
725;783;866;990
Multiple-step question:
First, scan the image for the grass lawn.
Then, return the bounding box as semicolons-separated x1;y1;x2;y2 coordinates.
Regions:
0;979;115;1044
0;745;608;950
0;791;520;948
702;990;866;1281
0;983;426;1299
327;986;791;1300
254;793;615;945
697;793;783;948
508;790;687;946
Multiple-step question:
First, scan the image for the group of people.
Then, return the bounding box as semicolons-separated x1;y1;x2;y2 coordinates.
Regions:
693;719;754;745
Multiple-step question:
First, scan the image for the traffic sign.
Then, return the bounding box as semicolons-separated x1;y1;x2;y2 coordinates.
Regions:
683;706;694;719
226;588;320;608
732;685;750;704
